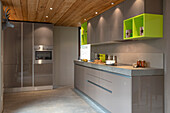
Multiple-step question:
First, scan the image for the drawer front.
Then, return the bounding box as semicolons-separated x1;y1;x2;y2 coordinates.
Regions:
100;71;113;92
85;67;100;78
86;73;100;85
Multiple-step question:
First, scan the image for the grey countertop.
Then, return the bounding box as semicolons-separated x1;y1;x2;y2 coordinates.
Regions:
74;60;164;76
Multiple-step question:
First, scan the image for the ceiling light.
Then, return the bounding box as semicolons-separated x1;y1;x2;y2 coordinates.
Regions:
95;12;98;14
111;2;114;5
84;19;87;21
46;16;48;18
50;8;53;10
78;22;81;26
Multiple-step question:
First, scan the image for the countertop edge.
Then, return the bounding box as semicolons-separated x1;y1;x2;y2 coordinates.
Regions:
74;60;164;76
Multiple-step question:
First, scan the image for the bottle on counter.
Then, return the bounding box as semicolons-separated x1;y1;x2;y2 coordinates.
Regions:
141;60;146;68
137;60;141;67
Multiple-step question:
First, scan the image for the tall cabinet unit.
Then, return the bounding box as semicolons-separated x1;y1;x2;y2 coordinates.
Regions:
23;23;33;87
34;23;53;86
4;22;21;88
3;22;54;92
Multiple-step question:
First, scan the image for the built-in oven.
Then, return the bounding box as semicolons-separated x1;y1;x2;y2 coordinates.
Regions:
34;45;53;64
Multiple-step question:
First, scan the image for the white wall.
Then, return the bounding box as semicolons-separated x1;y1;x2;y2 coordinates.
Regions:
0;1;3;112
53;26;78;87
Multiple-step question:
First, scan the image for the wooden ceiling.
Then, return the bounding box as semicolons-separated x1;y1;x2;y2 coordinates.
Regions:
1;0;125;27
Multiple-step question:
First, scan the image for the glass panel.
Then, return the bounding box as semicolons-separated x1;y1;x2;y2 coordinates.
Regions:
34;64;53;86
23;23;32;87
4;22;21;88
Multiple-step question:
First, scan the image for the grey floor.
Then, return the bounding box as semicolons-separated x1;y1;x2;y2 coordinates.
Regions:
3;86;99;113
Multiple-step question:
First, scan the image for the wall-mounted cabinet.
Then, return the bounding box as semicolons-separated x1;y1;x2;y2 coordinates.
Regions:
87;0;163;44
81;22;87;45
87;4;124;44
124;13;163;40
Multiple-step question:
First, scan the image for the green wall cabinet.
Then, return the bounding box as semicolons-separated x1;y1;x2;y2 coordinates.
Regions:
81;22;87;45
124;13;163;40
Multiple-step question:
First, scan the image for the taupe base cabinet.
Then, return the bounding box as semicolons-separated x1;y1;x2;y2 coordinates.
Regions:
74;64;164;113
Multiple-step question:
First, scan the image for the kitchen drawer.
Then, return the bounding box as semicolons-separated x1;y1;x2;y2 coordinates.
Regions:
100;71;114;81
86;73;100;85
96;86;113;112
100;71;114;92
85;67;100;78
110;74;132;113
86;80;101;102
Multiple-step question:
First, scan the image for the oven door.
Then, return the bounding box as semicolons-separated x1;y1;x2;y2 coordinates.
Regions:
34;50;53;64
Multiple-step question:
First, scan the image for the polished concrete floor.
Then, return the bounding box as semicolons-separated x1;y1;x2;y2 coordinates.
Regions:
3;86;98;113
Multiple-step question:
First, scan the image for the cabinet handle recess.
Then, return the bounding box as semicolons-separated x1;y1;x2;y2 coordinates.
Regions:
87;80;112;93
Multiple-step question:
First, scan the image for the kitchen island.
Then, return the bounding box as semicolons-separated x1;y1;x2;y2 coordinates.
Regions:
74;60;164;113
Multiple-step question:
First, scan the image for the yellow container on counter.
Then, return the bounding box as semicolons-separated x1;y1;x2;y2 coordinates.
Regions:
99;54;106;62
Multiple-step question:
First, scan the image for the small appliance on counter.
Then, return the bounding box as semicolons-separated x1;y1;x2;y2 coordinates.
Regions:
99;54;106;62
105;55;117;66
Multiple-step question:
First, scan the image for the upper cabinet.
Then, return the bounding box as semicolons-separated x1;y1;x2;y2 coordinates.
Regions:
124;13;163;40
87;0;163;44
34;23;53;46
87;4;124;44
81;22;87;45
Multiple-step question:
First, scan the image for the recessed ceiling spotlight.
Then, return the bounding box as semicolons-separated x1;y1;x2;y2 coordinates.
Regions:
95;12;98;14
84;19;87;21
50;8;53;10
111;2;114;5
46;16;48;18
78;22;81;25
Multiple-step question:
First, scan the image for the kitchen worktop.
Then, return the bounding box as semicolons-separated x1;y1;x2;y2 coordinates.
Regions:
74;60;164;76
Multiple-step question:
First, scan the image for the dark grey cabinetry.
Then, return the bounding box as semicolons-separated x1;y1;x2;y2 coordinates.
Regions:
4;22;21;88
34;23;53;46
87;2;125;43
3;21;54;90
74;64;164;113
75;65;131;113
87;4;124;44
87;17;98;44
34;64;53;86
23;23;33;87
87;0;163;44
123;0;162;20
34;23;53;86
109;4;124;41
123;0;144;20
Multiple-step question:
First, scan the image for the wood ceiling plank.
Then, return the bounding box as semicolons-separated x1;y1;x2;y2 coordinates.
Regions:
56;0;104;26
27;0;39;21
43;0;64;22
56;0;112;26
35;0;49;21
55;0;93;26
1;0;125;27
21;0;28;21
64;0;124;27
66;0;120;26
12;0;23;20
49;0;77;24
41;0;55;22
